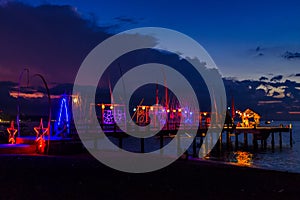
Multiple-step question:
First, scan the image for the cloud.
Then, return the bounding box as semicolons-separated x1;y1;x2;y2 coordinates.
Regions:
256;84;287;98
282;51;300;59
254;46;264;56
270;75;283;82
258;100;282;105
9;91;61;99
0;2;158;86
114;16;140;24
0;2;112;84
259;76;268;81
289;111;300;115
289;73;300;77
9;91;44;99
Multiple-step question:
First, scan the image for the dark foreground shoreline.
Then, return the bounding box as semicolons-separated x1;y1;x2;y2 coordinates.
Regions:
0;153;300;200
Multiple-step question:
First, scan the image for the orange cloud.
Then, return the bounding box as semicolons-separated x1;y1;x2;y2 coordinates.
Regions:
10;91;61;99
289;112;300;115
258;100;282;105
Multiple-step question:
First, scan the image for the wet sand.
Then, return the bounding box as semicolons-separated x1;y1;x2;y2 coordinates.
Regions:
0;153;300;200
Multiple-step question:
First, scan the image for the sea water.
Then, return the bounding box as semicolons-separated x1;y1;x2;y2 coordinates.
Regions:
244;121;300;173
213;121;300;173
107;121;300;173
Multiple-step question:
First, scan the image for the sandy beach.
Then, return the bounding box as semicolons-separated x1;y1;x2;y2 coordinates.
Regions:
0;153;300;200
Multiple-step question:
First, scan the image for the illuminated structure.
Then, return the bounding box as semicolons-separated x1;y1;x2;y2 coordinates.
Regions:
98;103;126;130
7;121;17;144
132;104;201;129
136;105;150;125
54;94;81;136
148;105;167;129
181;106;194;125
199;112;211;128
236;109;261;127
56;96;70;136
34;118;48;153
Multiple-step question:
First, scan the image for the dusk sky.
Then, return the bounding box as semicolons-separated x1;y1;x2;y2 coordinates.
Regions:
1;0;300;118
1;0;300;82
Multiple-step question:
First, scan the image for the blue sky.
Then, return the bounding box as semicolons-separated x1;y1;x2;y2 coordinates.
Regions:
0;0;300;118
2;0;300;81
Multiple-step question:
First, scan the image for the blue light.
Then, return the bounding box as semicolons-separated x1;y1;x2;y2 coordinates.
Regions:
57;96;70;134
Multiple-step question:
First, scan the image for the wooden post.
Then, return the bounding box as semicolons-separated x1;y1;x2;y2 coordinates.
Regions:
271;132;275;150
235;133;238;150
119;135;123;149
141;138;145;153
114;124;117;133
219;131;223;152
200;133;204;146
263;139;267;149
205;134;208;156
290;127;293;147
253;135;258;149
193;137;197;158
244;133;248;148
226;131;230;149
226;122;230;149
279;132;282;150
177;132;181;156
160;133;164;154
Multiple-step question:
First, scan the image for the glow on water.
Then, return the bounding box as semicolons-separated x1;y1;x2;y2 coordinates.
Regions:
213;121;300;173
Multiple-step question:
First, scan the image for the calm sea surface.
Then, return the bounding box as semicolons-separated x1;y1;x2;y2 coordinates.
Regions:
213;121;300;173
108;120;300;173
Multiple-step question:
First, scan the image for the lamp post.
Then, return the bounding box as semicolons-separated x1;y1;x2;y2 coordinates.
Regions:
33;74;51;154
17;68;29;137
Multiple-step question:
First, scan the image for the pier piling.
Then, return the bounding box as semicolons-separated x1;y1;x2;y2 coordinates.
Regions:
235;133;239;150
226;132;230;149
193;138;197;158
253;135;258;149
141;138;145;153
290;127;293;147
118;136;123;149
263;139;267;149
160;134;164;154
243;133;248;148
200;133;204;146
218;133;223;153
271;132;275;150
177;133;182;155
279;132;282;150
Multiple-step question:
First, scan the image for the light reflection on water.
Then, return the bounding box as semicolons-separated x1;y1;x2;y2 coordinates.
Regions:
227;151;253;167
208;121;300;173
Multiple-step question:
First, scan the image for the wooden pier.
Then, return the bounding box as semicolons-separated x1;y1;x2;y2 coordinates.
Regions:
222;125;293;151
2;122;292;156
74;122;293;158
